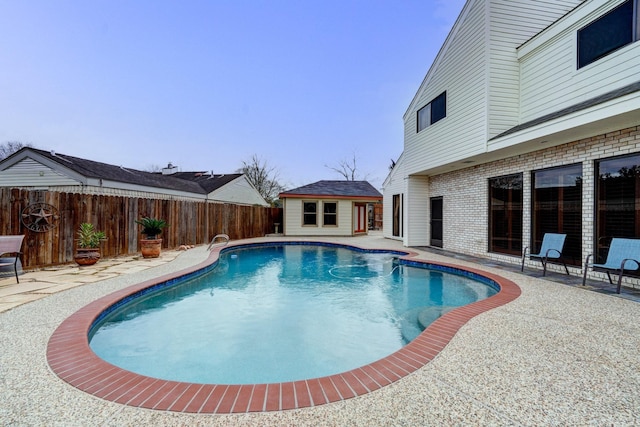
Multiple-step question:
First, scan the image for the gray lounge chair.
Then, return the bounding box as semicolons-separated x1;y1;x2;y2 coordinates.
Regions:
521;233;569;276
0;235;25;283
582;237;640;293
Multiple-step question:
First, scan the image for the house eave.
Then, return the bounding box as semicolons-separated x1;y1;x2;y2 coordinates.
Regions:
408;89;640;178
279;193;382;202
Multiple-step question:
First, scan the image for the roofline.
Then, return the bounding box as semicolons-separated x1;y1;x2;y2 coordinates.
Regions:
278;193;382;201
491;80;640;140
0;148;268;202
383;151;405;188
0;148;90;183
403;0;472;119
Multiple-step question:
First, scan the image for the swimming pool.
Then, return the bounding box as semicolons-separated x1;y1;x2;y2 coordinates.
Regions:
89;245;497;384
47;240;521;413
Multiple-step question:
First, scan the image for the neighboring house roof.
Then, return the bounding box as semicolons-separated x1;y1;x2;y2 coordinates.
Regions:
0;147;269;206
280;180;382;200
170;171;244;193
7;148;204;193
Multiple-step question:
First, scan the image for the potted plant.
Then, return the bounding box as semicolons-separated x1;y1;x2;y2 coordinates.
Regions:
136;217;168;258
74;223;106;266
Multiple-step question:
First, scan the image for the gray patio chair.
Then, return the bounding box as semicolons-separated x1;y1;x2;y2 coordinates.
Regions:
521;233;569;276
582;237;640;293
0;235;25;283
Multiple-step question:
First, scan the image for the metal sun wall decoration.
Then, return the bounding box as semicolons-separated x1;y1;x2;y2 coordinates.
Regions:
21;202;60;232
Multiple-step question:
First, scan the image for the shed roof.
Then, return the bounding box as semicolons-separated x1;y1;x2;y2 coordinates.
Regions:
280;180;382;200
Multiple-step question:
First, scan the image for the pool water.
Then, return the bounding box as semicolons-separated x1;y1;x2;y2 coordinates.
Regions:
89;245;496;384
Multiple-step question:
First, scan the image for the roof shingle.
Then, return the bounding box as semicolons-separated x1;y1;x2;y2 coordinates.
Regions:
280;180;382;199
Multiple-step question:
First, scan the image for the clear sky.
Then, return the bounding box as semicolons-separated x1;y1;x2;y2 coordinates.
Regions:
0;0;465;190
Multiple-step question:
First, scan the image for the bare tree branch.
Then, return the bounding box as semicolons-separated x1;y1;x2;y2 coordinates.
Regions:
326;152;369;181
0;141;32;160
238;154;285;205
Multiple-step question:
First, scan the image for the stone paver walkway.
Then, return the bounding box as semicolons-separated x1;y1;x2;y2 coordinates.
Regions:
0;250;182;313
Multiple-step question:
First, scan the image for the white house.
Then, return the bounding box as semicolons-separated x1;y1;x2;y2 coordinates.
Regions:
279;180;382;236
383;0;640;282
0;147;270;207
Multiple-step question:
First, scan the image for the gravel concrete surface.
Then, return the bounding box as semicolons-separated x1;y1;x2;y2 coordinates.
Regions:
1;235;639;426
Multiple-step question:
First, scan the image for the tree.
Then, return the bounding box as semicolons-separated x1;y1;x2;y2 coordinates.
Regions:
0;141;31;160
145;164;163;173
326;152;369;181
238;155;285;206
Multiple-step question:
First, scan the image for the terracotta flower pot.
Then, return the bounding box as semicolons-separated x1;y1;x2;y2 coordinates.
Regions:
140;239;162;258
74;248;101;266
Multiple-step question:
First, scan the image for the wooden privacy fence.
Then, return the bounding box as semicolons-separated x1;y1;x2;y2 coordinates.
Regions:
0;188;282;269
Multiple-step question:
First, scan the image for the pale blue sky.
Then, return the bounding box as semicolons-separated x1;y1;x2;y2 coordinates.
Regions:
0;0;465;190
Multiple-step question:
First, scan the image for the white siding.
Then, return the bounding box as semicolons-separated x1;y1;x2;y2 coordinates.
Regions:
403;0;488;176
208;176;269;206
487;0;583;138
0;158;79;187
402;0;585;175
405;176;430;246
382;155;407;240
283;198;355;236
518;0;640;123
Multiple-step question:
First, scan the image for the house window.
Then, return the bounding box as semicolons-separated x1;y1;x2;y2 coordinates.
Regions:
323;202;337;226
488;174;522;256
392;194;403;237
303;201;317;226
532;164;583;266
417;91;446;132
595;153;640;265
577;0;637;69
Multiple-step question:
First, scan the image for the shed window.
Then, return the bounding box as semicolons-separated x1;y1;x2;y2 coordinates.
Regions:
577;0;637;69
303;201;317;226
323;202;337;226
417;91;446;132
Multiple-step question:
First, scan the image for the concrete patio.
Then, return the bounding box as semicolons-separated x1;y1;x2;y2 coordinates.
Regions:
1;234;639;426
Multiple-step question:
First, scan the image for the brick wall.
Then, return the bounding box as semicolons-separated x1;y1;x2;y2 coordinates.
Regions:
427;125;640;278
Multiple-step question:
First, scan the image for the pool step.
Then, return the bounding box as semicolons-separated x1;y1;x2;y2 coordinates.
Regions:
417;306;455;329
400;306;456;343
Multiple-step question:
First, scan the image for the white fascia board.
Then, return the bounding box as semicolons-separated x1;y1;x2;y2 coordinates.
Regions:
97;179;207;200
518;0;625;59
489;91;640;151
403;0;474;119
1;150;89;184
382;151;405;188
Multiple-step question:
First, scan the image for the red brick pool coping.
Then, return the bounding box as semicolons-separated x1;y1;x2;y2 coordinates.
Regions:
47;242;521;414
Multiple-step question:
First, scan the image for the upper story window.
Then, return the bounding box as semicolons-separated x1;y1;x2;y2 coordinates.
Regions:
577;0;638;69
417;91;446;132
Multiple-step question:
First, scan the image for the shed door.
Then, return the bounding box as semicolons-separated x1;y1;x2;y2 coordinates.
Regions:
354;204;367;233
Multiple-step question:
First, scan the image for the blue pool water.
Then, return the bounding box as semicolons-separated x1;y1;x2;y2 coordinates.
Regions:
89;244;497;384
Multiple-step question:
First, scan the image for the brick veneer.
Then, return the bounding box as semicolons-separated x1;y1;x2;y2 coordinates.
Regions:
425;125;640;283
